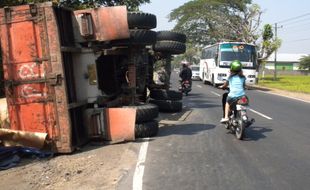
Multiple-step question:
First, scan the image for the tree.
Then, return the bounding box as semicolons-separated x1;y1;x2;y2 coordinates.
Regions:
0;0;150;11
259;24;281;60
172;43;200;68
169;0;282;75
299;55;310;70
169;0;257;46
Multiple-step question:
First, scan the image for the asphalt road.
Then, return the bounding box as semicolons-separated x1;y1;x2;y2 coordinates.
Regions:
119;72;310;190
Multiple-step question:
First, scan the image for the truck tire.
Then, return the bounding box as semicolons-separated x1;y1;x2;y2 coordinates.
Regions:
135;120;159;138
156;31;186;43
112;29;156;46
150;89;182;101
166;90;183;100
153;41;186;54
125;103;159;124
149;99;183;112
128;12;157;29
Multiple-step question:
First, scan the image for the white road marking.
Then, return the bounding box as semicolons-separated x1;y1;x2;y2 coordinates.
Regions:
211;91;221;97
197;85;202;88
133;139;149;190
258;90;310;104
211;91;273;120
248;108;273;120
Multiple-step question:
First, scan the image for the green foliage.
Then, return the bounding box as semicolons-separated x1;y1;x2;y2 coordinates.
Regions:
258;24;282;66
299;55;310;70
169;0;259;46
0;0;150;10
172;43;200;68
168;0;282;73
258;75;310;94
263;24;273;41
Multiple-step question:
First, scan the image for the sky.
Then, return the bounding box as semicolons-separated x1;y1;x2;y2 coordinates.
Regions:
140;0;310;54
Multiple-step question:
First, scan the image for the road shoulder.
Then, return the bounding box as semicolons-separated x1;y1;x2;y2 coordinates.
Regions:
248;85;310;103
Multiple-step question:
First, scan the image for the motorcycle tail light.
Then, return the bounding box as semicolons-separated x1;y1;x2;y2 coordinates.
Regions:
238;96;249;105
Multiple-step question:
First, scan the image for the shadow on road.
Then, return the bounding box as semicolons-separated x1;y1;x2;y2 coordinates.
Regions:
243;126;273;141
182;92;221;109
157;123;216;137
183;93;204;98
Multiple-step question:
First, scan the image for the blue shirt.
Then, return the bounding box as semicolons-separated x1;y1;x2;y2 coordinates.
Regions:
228;75;245;98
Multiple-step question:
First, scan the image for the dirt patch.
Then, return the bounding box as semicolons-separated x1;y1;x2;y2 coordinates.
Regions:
0;142;139;190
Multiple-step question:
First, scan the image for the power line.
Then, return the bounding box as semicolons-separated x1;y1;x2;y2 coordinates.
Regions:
280;22;310;31
277;12;310;24
281;17;310;27
285;38;310;43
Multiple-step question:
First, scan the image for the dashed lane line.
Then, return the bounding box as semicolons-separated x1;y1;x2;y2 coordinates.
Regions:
211;91;221;97
248;108;273;120
211;91;273;120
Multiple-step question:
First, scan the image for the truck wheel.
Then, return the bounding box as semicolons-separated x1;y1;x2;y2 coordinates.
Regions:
153;41;186;55
135;120;159;138
156;31;186;43
112;29;156;46
149;99;182;112
125;103;159;124
128;12;157;29
150;89;182;101
166;90;183;100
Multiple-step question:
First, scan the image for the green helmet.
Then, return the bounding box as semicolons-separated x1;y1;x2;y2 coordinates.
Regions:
230;60;242;72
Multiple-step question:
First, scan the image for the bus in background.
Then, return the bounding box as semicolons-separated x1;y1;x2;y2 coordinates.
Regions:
199;42;257;86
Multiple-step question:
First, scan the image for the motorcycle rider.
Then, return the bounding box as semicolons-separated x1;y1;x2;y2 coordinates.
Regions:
179;61;192;82
219;60;246;123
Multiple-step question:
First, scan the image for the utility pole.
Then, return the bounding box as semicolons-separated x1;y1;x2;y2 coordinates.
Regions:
273;23;282;81
274;23;278;81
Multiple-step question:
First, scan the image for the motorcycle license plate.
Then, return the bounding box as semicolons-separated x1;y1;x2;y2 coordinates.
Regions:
236;105;246;110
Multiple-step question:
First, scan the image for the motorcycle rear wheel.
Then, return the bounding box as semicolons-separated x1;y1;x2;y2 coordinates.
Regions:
235;118;245;140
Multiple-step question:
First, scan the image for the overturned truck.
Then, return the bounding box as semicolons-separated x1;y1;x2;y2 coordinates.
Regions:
0;2;186;153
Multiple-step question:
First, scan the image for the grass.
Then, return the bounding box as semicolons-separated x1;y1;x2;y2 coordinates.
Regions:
258;75;310;94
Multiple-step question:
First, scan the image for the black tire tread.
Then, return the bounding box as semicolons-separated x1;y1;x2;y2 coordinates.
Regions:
135;120;159;138
112;29;156;46
149;99;183;112
125;103;159;123
150;89;182;101
128;12;157;29
153;41;186;54
156;31;186;43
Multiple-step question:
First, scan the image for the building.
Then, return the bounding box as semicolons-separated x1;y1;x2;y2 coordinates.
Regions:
265;53;308;71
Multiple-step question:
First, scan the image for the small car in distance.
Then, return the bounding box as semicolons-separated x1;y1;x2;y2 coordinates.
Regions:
191;65;200;80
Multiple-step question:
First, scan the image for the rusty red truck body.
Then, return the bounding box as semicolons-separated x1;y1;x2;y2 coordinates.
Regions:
0;2;130;152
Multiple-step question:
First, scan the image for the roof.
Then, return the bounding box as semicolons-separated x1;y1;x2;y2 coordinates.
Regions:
203;42;256;49
267;53;308;62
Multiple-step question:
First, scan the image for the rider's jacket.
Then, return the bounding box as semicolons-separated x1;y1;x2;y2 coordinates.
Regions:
179;67;192;81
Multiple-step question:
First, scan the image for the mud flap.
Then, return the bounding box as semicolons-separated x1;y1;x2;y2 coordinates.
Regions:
105;108;136;142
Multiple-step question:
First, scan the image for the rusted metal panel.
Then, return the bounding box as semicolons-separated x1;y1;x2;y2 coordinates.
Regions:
0;3;73;153
73;6;130;42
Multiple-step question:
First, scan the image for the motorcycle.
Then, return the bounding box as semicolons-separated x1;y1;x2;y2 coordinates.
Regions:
222;89;255;140
179;80;192;96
